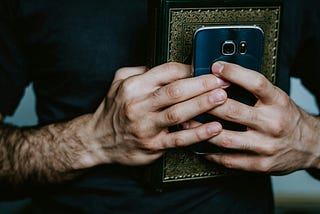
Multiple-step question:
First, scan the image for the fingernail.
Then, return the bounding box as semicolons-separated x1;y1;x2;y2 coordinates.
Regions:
209;90;226;104
207;124;222;134
212;62;224;75
216;77;230;88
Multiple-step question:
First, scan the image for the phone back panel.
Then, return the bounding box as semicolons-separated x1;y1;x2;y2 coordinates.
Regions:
194;26;263;74
192;26;264;154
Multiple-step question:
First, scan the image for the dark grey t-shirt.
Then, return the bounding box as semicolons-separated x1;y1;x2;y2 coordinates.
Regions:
0;0;149;125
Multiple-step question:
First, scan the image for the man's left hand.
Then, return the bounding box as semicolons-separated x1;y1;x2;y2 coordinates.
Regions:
184;61;320;175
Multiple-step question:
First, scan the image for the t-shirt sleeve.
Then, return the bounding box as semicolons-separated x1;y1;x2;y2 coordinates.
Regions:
0;1;30;116
285;1;320;180
288;1;320;107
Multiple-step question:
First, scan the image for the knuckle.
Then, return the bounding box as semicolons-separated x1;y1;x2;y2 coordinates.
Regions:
225;104;242;121
123;101;138;121
114;67;145;81
220;136;233;148
269;120;287;137
164;62;181;73
276;91;291;106
252;75;268;94
114;67;128;80
248;109;259;124
165;85;182;99
120;78;137;96
146;143;159;152
256;159;271;173
150;89;162;108
240;143;251;152
172;137;185;148
165;108;181;124
129;120;155;139
201;75;216;91
195;98;204;111
194;129;204;142
163;62;188;79
220;156;234;169
128;123;143;138
138;140;157;151
264;144;278;156
152;88;162;100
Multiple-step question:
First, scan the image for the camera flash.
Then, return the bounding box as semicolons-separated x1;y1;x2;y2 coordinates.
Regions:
239;41;247;54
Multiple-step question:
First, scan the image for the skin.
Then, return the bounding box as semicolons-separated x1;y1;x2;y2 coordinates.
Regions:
184;61;320;175
2;59;318;186
0;62;229;185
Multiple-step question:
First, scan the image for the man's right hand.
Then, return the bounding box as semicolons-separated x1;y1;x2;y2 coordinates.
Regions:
83;62;229;167
0;63;228;184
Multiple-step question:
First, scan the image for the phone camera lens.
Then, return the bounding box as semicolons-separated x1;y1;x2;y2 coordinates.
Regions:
222;41;236;55
239;41;247;54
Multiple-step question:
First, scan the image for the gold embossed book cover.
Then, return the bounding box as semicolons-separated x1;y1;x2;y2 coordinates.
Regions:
146;0;282;189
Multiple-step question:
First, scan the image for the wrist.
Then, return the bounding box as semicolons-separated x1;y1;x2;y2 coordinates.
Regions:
75;107;114;168
310;115;320;169
301;112;320;169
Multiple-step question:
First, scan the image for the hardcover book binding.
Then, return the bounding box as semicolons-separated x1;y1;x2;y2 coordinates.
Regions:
146;0;282;189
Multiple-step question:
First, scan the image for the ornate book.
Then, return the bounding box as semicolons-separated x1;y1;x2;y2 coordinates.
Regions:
146;0;283;189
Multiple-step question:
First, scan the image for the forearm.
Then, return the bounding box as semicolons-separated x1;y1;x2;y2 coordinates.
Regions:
0;114;101;185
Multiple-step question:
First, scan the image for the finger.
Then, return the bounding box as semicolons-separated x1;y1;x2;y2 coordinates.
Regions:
114;63;192;97
181;120;202;129
147;74;229;110
212;61;279;105
206;129;270;154
208;98;262;130
108;66;148;97
114;66;148;82
156;122;222;149
156;88;227;127
206;153;264;172
142;62;192;86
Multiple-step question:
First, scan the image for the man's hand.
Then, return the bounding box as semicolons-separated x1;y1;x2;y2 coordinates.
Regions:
184;61;320;175
0;62;228;185
83;62;229;166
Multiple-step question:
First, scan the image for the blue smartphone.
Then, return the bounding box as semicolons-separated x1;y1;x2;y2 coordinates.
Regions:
191;25;264;154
